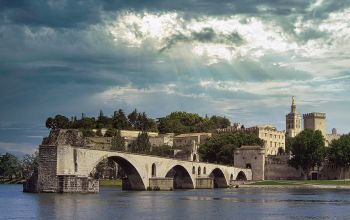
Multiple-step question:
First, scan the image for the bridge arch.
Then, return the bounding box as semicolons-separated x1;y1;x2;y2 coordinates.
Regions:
236;171;247;181
90;155;146;190
209;168;228;188
165;165;194;189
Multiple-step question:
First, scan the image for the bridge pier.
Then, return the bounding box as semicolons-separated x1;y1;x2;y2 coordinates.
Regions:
196;177;214;189
149;177;174;190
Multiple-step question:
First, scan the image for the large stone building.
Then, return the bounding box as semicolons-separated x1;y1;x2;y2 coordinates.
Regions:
285;96;302;138
245;125;285;155
326;128;341;146
303;112;327;137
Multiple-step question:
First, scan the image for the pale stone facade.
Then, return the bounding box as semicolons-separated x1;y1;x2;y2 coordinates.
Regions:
149;133;174;147
285;96;302;138
326;128;341;146
245;125;285;155
303;112;327;137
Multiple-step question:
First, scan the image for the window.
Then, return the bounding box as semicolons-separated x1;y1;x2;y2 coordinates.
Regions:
152;163;156;177
192;166;195;174
198;167;201;176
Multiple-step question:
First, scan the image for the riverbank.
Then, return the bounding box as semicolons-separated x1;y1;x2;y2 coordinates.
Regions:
99;179;122;187
237;180;350;189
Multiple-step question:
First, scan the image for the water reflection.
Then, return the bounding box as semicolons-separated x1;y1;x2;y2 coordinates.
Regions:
1;185;350;220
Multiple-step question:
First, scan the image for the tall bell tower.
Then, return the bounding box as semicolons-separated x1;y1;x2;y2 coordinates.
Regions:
286;96;302;137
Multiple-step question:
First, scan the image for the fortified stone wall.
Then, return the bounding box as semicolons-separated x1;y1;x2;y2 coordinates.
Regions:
264;154;302;180
319;165;350;180
234;146;265;180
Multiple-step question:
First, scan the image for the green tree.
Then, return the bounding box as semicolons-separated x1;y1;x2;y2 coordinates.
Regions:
289;129;326;179
128;109;138;129
209;116;231;129
285;136;294;154
113;109;130;129
198;132;264;165
150;145;174;157
111;130;126;151
0;153;22;181
328;134;350;179
130;132;151;153
158;111;231;134
96;110;112;129
21;152;38;179
45;115;70;129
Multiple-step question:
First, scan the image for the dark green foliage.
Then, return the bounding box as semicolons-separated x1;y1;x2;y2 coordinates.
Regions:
285;136;294;153
73;117;96;129
150;145;174;157
278;147;285;155
198;132;264;165
0;153;22;181
289;129;326;179
45;115;70;129
127;109;157;131
81;129;95;137
130;132;151;153
105;128;118;137
113;109;131;129
45;109;157;132
328;134;350;178
110;130;126;151
158;112;231;134
96;110;112;129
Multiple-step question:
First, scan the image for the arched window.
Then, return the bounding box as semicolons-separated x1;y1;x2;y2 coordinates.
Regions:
203;167;206;175
246;163;252;169
152;163;156;177
193;154;197;161
198;166;201;176
192;166;195;174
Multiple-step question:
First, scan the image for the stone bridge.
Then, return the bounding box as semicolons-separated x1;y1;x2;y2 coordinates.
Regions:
25;144;252;193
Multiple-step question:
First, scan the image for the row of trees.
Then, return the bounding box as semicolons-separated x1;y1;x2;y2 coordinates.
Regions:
46;109;157;132
158;112;230;134
288;130;350;179
0;152;38;182
46;110;232;135
198;132;264;165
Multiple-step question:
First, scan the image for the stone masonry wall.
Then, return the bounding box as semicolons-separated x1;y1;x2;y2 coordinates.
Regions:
37;145;58;192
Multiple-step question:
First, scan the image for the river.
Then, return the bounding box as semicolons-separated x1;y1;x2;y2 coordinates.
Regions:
1;184;350;219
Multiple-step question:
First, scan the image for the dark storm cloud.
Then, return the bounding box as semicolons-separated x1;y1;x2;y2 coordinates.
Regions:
1;0;350;156
0;0;102;28
160;27;245;52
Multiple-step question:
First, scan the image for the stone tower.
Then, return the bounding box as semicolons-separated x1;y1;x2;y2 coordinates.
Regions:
285;96;302;137
303;112;326;137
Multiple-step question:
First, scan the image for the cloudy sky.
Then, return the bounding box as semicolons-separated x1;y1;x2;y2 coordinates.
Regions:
1;0;350;156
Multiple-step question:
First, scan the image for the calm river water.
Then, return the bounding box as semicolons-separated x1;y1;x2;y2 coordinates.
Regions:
1;184;350;220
